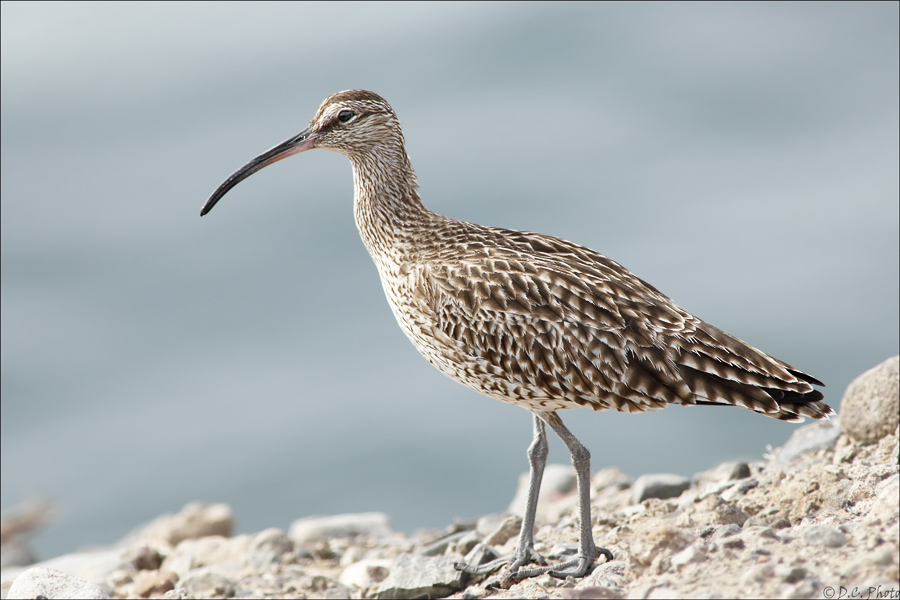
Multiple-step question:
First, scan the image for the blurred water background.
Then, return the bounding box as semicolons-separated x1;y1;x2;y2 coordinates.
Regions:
2;2;898;560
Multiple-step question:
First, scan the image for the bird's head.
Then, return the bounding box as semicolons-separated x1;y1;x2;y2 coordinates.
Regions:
201;89;401;216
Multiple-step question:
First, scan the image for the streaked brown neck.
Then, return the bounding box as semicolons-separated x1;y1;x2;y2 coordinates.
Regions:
350;143;432;258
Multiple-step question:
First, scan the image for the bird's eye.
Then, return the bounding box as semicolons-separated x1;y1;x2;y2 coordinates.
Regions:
338;110;355;123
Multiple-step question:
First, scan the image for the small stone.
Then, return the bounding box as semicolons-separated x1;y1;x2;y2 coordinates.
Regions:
769;516;792;530
712;502;749;527
840;356;899;443
132;570;178;598
36;549;135;588
563;587;624;599
801;524;847;547
548;542;578;559
782;579;821;599
741;562;774;584
574;559;627;592
419;531;466;557
768;421;841;472
631;474;691;504
176;567;235;597
696;462;752;487
629;526;696;576
339;545;367;567
106;569;133;587
483;514;522;547
475;513;508;536
8;567;110;599
161;535;247;577
133;502;233;546
670;543;706;569
591;468;634;492
339;558;392;590
456;530;482;556
373;553;465;599
122;545;162;571
461;542;500;570
249;527;293;556
720;478;758;501
290;512;393;544
710;524;741;545
866;474;900;525
775;565;806;583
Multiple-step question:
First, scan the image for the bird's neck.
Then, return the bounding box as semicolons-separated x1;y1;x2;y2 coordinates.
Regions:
350;146;432;259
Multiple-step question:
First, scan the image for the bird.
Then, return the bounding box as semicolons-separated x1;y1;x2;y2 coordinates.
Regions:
201;89;831;579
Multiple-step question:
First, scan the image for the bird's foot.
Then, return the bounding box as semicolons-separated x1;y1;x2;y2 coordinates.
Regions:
454;545;547;576
455;543;613;580
508;544;613;580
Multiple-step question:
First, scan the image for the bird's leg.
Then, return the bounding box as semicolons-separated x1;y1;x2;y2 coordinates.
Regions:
455;413;549;575
512;411;613;580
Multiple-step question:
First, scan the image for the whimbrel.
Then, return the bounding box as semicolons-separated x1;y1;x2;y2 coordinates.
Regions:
201;90;831;579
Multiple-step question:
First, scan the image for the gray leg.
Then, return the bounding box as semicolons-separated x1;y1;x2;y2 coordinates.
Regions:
455;413;550;574
515;410;612;579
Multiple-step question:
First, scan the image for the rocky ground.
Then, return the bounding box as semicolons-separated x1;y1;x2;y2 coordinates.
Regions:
2;356;898;599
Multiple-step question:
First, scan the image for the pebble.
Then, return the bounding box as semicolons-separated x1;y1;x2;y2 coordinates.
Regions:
31;549;134;589
800;524;847;547
866;473;900;525
249;527;293;556
131;570;178;598
175;566;236;597
121;545;161;571
338;558;391;590
710;525;745;551
372;553;465;599
695;461;752;487
461;542;500;570
670;543;706;569
767;421;842;472
631;473;691;503
591;467;634;492
720;478;758;501
290;512;393;544
775;565;806;583
456;530;483;556
483;514;522;547
475;513;509;536
7;567;109;599
840;355;899;443
129;502;233;546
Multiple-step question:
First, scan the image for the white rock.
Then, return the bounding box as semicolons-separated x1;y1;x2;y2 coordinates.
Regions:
632;473;691;503
7;567;109;599
338;558;392;590
29;549;133;588
670;543;706;569
249;527;293;556
176;566;236;597
373;553;464;599
290;512;393;544
128;502;233;546
801;524;847;547
840;356;900;443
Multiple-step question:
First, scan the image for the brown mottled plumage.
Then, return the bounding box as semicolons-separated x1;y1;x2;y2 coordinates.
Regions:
202;90;831;579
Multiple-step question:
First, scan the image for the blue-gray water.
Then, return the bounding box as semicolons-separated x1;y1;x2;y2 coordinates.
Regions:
2;2;898;561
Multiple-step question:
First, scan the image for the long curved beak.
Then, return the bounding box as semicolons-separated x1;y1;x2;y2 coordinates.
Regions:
200;126;320;216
